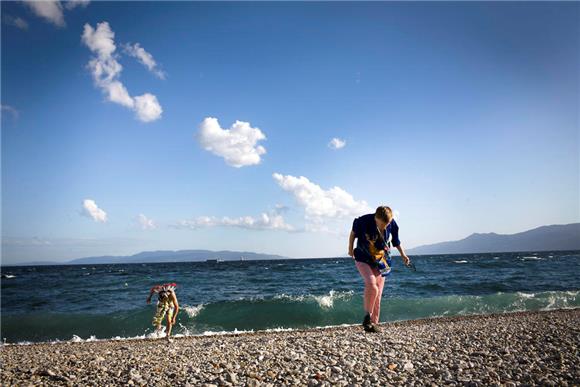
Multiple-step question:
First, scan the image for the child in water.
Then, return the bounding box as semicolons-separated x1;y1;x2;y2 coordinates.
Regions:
146;283;179;341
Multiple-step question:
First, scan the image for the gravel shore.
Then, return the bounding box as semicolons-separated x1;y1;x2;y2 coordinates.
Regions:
2;308;579;386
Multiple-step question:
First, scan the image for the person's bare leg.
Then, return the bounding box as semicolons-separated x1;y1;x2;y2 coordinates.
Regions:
165;312;173;341
371;274;385;324
355;261;380;322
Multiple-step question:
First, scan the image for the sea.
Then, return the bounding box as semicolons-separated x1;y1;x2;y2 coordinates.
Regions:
1;250;579;344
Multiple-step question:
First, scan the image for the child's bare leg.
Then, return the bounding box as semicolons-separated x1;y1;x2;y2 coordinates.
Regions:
165;313;173;338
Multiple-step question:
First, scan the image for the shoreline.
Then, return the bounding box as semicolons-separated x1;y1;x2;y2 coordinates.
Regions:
2;307;579;347
2;308;579;386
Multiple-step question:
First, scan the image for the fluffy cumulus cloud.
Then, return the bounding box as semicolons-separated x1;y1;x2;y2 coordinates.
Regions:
328;137;346;150
137;214;156;230
198;117;267;168
22;0;90;27
272;173;371;221
3;14;29;30
172;212;293;232
122;43;166;79
81;199;108;223
81;22;163;122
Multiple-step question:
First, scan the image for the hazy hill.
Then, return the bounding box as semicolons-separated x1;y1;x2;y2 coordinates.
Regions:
67;249;287;265
408;223;580;255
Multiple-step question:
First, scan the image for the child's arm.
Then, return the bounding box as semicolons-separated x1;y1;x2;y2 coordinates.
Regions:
171;292;179;325
146;286;159;304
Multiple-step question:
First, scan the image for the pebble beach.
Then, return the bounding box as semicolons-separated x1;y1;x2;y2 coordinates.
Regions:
1;308;579;386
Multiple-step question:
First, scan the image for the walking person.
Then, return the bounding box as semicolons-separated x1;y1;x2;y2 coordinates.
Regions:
348;206;411;332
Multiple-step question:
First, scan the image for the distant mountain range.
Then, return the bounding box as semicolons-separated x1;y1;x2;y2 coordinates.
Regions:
4;223;579;266
66;250;288;265
407;223;580;255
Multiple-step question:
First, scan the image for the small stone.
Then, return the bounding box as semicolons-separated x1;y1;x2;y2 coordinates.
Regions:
403;362;414;371
225;372;238;384
388;364;397;371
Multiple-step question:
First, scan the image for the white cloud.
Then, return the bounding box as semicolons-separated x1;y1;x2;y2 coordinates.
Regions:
64;0;90;10
134;93;163;122
137;214;156;230
1;104;20;120
3;14;29;30
81;199;108;223
123;42;166;79
172;212;293;232
198;117;267;168
272;173;371;221
22;1;90;27
328;137;346;150
81;22;163;122
23;0;65;27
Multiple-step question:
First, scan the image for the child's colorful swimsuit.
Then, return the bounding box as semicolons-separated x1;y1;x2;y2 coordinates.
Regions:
150;283;176;327
153;298;174;326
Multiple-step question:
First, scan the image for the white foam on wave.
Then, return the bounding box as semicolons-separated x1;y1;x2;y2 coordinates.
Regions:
454;260;468;264
274;290;354;309
201;328;254;336
71;335;98;342
183;304;205;318
516;292;536;299
521;256;543;260
2;274;16;278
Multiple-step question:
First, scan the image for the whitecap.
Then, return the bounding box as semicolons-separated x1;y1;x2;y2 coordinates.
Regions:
183;304;205;318
454;260;468;264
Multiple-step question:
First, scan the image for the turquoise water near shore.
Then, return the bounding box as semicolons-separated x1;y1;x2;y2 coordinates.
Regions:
2;251;579;343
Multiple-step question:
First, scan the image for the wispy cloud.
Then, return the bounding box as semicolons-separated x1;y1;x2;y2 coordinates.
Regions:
172;211;293;232
22;0;65;27
64;0;90;11
137;214;156;230
80;199;108;223
3;14;29;30
328;137;346;150
1;104;20;120
123;43;166;79
21;0;90;27
273;173;370;222
81;21;163;122
198;117;266;168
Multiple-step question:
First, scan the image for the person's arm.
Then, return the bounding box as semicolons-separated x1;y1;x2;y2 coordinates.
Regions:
348;230;356;258
146;289;155;304
170;292;179;325
390;221;410;265
395;245;411;265
349;217;361;258
146;286;160;304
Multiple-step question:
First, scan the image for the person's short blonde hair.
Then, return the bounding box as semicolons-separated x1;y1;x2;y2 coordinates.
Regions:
375;206;393;223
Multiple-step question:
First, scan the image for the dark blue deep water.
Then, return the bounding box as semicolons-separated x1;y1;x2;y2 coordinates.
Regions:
1;251;579;343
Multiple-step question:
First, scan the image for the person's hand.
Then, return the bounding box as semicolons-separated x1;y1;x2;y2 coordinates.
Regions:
146;298;151;304
402;255;410;266
348;247;354;259
171;317;177;325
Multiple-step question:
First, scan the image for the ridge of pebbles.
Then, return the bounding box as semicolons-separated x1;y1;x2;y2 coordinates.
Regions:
1;308;579;386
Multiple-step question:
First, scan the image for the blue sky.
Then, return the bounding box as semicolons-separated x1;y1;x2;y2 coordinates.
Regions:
2;1;578;264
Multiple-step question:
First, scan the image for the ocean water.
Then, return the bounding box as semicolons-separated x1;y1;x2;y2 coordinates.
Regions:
1;251;579;344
